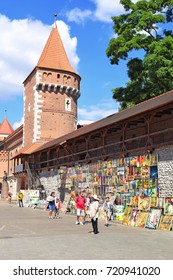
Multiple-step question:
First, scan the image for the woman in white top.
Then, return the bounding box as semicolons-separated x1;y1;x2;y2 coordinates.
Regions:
89;195;99;234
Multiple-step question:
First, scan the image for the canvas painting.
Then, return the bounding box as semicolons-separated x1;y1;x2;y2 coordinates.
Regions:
138;197;150;211
150;197;158;208
145;208;162;229
122;214;131;225
128;209;139;226
158;215;173;231
164;198;173;215
130;196;138;207
157;197;164;209
124;206;133;216
135;212;148;228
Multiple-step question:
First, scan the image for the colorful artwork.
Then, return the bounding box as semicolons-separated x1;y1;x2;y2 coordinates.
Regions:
158;215;173;231
150;197;157;208
148;187;159;197
145;208;162;229
141;167;150;178
150;166;158;179
124;206;133;215
130;156;138;166
114;205;125;221
122;214;131;225
138;197;150;211
157;197;164;209
135;212;148;228
130;196;138;207
128;209;139;226
164;198;173;215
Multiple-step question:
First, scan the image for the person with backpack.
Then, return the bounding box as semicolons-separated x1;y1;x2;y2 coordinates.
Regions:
103;196;113;227
75;191;86;225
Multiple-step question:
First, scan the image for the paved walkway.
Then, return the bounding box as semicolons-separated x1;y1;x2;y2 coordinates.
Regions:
0;202;173;260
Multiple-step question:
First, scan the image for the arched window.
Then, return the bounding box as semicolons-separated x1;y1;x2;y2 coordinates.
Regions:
43;72;47;82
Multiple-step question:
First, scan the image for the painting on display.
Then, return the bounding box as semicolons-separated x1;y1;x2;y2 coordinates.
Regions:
148;187;159;197
157;197;164;209
164;198;173;215
114;205;125;221
145;208;162;229
123;206;133;216
122;214;131;225
130;196;138;207
138;197;150;211
158;215;173;231
128;209;139;226
135;212;148;228
150;197;158;208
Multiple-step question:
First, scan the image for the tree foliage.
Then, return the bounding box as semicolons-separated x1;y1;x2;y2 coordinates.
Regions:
106;0;173;109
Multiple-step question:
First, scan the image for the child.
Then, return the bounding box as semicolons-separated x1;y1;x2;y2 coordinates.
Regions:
55;198;61;219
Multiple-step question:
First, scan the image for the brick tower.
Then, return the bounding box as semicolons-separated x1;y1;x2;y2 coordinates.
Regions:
23;25;81;147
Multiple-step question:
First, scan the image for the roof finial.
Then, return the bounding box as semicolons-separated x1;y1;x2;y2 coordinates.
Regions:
54;13;57;28
4;110;7;118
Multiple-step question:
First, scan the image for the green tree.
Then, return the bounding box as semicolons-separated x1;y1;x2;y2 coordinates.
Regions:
106;0;173;109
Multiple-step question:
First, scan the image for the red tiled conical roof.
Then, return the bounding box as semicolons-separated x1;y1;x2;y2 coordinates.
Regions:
37;27;78;74
0;118;14;135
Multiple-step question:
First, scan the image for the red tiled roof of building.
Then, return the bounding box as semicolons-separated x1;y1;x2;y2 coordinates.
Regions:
37;27;78;75
11;142;43;159
0;118;14;135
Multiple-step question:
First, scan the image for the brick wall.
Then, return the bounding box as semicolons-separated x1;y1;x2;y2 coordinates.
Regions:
23;68;80;147
0;151;8;184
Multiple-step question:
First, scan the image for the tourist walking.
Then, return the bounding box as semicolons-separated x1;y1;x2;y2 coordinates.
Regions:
75;191;86;225
89;194;99;234
55;198;61;219
18;191;24;207
103;196;113;227
47;192;56;219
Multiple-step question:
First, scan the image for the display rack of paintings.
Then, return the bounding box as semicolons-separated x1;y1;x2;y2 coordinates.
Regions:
135;211;148;228
164;198;173;215
145;208;162;229
158;215;173;231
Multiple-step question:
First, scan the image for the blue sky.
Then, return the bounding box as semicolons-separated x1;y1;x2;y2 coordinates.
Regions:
0;0;136;128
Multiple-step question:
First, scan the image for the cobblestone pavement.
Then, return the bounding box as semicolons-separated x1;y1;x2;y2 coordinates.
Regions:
0;202;173;260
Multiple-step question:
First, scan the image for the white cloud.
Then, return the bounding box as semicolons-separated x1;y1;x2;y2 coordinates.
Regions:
92;0;124;22
66;8;93;24
0;14;79;101
78;98;118;124
13;116;24;130
66;0;140;24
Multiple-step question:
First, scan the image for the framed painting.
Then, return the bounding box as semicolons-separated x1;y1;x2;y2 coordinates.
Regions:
150;197;158;208
135;212;148;228
128;209;139;226
122;214;131;225
164;198;173;215
124;206;133;216
158;215;173;231
130;196;138;207
157;197;164;209
138;197;150;211
145;208;162;229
